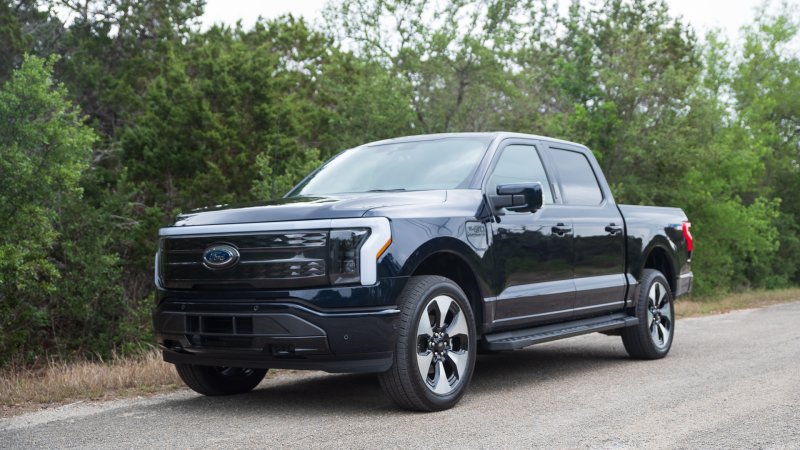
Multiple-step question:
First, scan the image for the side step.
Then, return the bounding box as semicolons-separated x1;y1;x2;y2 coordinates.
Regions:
483;313;639;351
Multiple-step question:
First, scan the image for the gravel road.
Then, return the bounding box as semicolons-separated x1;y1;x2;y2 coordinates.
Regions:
3;301;800;449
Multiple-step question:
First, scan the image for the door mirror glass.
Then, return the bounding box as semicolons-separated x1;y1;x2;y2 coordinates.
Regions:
493;182;544;213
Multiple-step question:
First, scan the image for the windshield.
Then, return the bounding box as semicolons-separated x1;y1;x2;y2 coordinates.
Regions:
289;137;491;196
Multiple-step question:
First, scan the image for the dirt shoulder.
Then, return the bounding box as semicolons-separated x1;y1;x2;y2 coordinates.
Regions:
0;351;183;418
675;287;800;318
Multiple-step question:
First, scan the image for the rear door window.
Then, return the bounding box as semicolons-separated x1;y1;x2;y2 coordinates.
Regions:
549;149;603;205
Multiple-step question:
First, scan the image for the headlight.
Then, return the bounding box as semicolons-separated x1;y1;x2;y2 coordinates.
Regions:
329;229;369;285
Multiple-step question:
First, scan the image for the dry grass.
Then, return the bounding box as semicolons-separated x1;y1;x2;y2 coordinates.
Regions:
0;350;182;417
675;287;800;318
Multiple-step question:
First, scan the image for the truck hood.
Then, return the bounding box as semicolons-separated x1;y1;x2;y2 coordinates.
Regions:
171;191;449;227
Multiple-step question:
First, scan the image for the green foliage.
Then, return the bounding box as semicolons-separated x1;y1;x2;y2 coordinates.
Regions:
0;55;95;362
251;146;323;200
0;2;25;79
327;0;529;132
732;5;800;286
1;0;800;364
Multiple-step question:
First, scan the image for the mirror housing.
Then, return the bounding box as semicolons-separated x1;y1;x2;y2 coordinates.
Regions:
492;182;544;213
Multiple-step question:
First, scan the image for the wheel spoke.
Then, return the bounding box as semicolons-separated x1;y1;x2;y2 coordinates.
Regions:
446;350;468;379
432;296;453;328
659;302;672;321
647;309;654;328
650;321;660;343
417;350;433;381
656;284;667;309
648;285;658;309
445;308;468;337
417;308;433;338
432;360;450;395
658;322;669;343
661;315;672;331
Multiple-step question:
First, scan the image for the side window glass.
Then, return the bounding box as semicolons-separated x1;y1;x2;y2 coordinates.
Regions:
488;145;553;204
550;149;603;205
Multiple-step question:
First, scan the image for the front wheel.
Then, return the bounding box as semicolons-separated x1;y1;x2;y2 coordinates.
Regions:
621;269;675;359
379;275;477;411
175;364;267;396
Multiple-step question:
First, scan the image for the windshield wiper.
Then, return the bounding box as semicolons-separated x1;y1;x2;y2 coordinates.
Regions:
365;188;407;192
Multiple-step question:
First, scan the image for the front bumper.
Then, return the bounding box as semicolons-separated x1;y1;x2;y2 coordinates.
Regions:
155;301;399;373
154;281;406;373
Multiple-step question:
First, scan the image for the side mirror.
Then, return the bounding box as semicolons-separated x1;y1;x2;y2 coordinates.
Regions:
492;182;544;213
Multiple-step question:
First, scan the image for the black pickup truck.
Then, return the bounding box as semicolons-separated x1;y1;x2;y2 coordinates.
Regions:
154;132;693;411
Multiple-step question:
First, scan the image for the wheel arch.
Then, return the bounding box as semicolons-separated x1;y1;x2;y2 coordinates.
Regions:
641;239;678;294
402;238;490;334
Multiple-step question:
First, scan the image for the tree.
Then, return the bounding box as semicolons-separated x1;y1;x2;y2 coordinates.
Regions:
732;5;800;287
0;1;65;81
326;0;531;132
0;55;95;363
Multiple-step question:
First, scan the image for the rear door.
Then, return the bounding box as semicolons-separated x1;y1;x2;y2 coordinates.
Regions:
544;143;627;317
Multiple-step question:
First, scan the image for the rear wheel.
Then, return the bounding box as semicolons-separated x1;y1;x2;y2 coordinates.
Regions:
379;275;477;411
175;364;267;396
621;269;675;359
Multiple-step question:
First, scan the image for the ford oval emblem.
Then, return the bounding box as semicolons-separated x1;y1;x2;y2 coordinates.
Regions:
202;244;240;270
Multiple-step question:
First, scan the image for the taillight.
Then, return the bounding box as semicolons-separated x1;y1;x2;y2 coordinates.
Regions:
682;222;693;253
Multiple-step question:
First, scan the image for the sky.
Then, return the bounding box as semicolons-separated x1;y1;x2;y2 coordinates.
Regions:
200;0;781;43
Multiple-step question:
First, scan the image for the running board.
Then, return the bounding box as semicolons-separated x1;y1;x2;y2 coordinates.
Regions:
483;313;639;351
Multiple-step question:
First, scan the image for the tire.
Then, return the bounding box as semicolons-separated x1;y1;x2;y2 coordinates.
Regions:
621;269;675;359
175;364;267;396
379;275;477;411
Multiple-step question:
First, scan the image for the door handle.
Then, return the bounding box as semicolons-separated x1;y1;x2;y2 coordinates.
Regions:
552;223;572;236
605;224;623;235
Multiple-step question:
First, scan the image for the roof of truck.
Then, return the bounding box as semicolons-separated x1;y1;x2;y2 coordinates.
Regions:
364;131;587;150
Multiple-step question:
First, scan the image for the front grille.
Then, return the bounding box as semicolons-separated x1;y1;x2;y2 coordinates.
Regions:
161;231;328;289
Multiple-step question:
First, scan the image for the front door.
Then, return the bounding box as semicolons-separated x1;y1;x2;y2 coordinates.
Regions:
487;141;576;329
